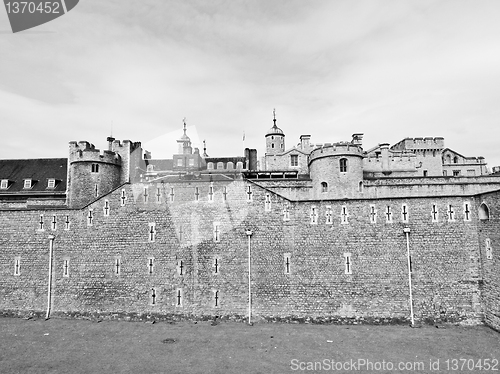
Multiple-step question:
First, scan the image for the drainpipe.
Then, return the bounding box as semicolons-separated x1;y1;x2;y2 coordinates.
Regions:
245;230;253;325
403;227;415;326
46;235;55;320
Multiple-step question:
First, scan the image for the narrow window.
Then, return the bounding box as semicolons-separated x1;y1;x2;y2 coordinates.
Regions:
208;185;214;202
51;215;57;230
341;206;349;224
284;253;291;274
358;181;363;193
24;179;32;189
148;257;155;274
443;170;447;176
463;202;471;222
103;200;110;216
64;215;70;230
423;170;428;177
310;206;318;224
385;206;393;223
265;193;271;212
401;204;409;223
290;155;298;167
47;179;56;188
87;209;94;226
453;156;458;164
38;214;44;231
177;260;184;276
213;222;221;242
325;206;333;225
283;204;290;221
485;238;493;260
94;184;98;197
431;204;439;222
213;290;220;307
213;257;220;274
169;187;175;203
344;253;352;275
321;182;328;193
271;143;274;149
120;189;127;206
91;163;99;173
151;288;157;305
176;288;183;307
148;223;156;242
14;256;21;276
156;187;161;203
339;158;348;173
63;258;70;278
114;257;121;276
447;204;455;221
246;186;252;202
143;187;149;203
369;205;377;224
0;179;8;189
194;187;200;202
222;186;228;202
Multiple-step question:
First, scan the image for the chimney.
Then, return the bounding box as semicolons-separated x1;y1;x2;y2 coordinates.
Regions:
352;133;363;146
379;143;390;171
300;135;311;151
107;136;115;151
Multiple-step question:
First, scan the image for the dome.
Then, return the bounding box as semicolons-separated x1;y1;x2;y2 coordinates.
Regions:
266;124;284;137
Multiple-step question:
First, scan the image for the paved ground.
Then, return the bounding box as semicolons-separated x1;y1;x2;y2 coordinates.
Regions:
0;317;498;373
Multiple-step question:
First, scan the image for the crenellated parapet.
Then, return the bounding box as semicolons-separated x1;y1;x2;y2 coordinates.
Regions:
391;137;445;151
309;142;364;164
69;141;121;166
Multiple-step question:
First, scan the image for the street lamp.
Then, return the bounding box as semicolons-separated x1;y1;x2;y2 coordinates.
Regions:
403;227;415;327
46;235;55;320
245;230;253;325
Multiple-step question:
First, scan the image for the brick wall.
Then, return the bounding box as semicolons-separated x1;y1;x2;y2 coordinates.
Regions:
0;179;488;325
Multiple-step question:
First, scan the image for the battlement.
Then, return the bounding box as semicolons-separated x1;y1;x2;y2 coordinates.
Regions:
309;142;364;163
391;137;445;151
69;141;121;165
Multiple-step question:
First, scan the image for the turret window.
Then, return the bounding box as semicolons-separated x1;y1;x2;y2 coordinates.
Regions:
339;158;348;172
91;164;99;173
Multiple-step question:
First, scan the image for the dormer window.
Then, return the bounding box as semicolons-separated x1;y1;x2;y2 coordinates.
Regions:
0;179;8;189
24;179;32;189
47;179;56;189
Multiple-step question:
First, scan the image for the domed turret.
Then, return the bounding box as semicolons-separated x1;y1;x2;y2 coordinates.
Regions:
265;109;285;155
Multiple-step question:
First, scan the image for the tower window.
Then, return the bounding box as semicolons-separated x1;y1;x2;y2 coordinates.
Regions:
453;170;460;176
284;253;291;274
321;182;328;193
14;256;21;276
339;158;348;172
91;164;99;173
290;155;298;167
344;253;352;274
271;144;274;149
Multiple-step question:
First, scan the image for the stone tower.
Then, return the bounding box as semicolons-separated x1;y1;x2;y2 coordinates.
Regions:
265;110;285;155
309;140;364;199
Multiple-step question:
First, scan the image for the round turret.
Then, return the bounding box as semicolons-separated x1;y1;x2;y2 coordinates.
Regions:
68;141;122;208
309;142;364;199
265;110;285;155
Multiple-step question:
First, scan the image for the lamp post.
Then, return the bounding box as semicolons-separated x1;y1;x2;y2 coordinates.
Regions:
46;235;55;320
245;230;253;325
403;227;415;327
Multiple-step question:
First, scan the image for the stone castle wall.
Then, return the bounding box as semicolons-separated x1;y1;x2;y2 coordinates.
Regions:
0;179;488;325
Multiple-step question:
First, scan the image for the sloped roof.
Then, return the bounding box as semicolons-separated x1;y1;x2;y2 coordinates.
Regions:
0;158;67;194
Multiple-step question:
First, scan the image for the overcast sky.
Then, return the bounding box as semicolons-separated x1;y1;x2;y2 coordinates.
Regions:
1;0;500;167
